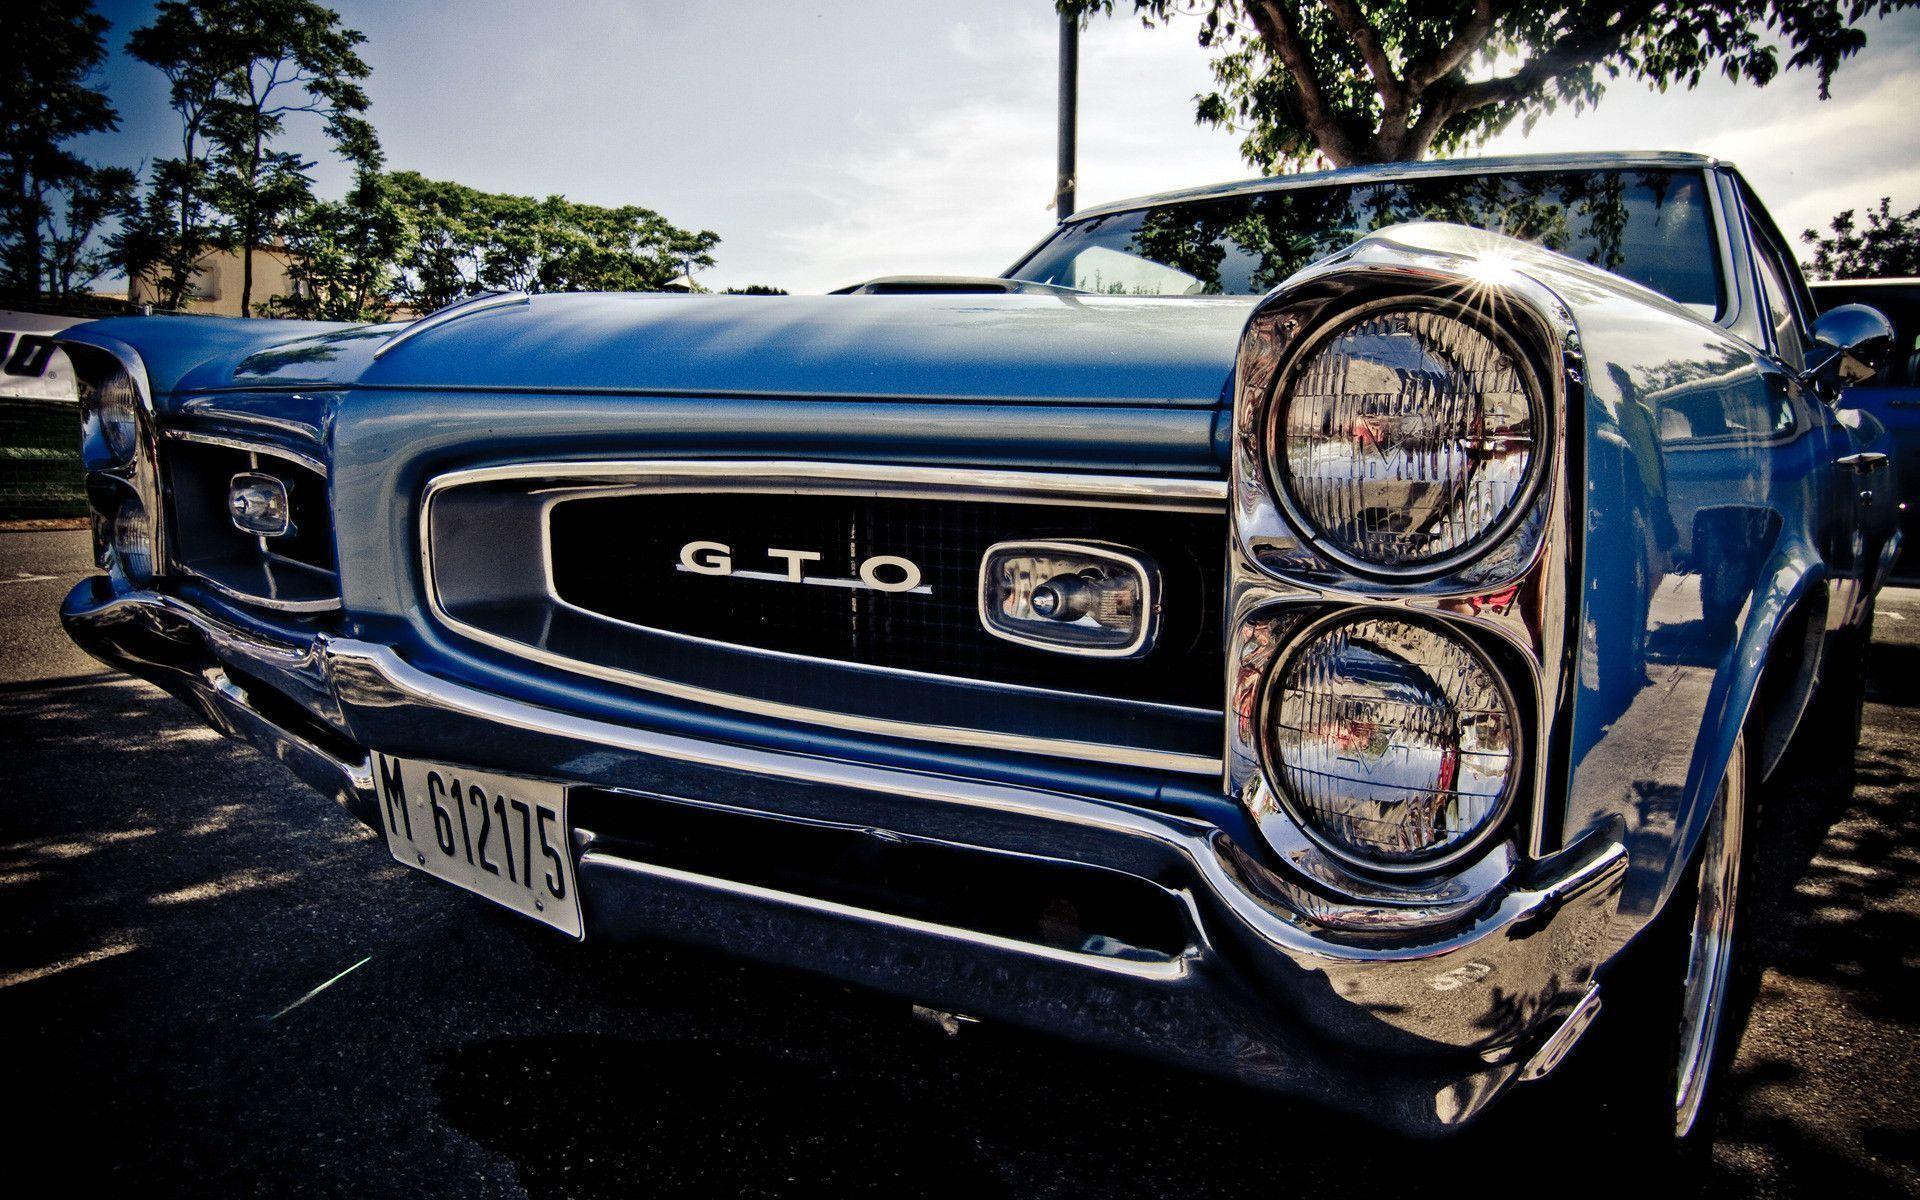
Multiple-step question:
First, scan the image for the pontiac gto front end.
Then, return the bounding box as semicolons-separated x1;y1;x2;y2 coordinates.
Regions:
57;152;1897;1145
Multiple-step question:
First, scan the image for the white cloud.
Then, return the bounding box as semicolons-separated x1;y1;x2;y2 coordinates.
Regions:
762;9;1246;293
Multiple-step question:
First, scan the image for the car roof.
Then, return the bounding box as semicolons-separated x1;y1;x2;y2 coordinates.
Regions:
1067;151;1723;223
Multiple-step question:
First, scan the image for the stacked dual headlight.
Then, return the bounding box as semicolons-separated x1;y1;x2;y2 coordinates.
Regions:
75;350;161;585
1254;301;1540;874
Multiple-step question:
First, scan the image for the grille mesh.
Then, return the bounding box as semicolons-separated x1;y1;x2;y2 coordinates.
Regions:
547;491;1224;709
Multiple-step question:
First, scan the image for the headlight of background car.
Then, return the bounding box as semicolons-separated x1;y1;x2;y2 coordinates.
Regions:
1269;304;1539;571
1260;612;1518;871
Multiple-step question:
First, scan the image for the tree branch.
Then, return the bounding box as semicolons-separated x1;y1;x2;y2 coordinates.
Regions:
1452;1;1658;112
1405;0;1503;92
1319;0;1405;114
1243;0;1363;165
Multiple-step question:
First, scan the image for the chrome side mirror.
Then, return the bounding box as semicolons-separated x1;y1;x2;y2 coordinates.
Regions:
1804;303;1896;394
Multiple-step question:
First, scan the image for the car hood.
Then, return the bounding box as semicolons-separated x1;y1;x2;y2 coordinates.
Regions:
76;293;1256;407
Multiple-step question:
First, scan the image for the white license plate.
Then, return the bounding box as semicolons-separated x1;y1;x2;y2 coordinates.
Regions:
373;754;583;938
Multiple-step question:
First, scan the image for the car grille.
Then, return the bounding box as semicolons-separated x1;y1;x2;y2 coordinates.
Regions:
547;491;1225;710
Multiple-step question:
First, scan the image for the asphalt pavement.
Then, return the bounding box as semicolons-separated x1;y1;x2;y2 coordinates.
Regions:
2;525;1916;1197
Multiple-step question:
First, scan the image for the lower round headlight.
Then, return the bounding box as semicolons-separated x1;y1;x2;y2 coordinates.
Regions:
108;490;156;584
1270;303;1539;572
1260;612;1518;871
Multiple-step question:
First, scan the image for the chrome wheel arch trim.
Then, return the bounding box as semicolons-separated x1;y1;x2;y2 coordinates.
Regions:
417;459;1229;775
1674;732;1746;1138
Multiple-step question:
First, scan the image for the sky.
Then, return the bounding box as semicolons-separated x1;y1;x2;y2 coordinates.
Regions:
77;0;1920;294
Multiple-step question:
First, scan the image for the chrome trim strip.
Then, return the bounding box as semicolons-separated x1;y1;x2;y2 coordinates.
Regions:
165;428;329;478
1518;982;1603;1082
1702;166;1747;334
578;851;1188;981
179;564;343;614
371;291;530;360
420;460;1227;774
176;398;326;442
331;637;1199;838
432;459;1228;512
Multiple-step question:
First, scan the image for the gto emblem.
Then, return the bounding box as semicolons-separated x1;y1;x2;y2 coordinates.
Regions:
677;541;929;594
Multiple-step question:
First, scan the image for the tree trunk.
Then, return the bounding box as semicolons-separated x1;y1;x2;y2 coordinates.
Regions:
241;234;254;317
21;178;45;297
240;128;260;317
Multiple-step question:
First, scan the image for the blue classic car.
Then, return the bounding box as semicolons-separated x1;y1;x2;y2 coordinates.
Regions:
57;151;1898;1152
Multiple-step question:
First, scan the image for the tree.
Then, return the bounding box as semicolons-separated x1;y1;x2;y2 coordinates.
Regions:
201;0;376;316
384;173;495;311
383;172;721;311
265;165;402;320
1803;197;1920;279
126;0;376;314
0;0;128;298
1065;1;1917;170
42;164;139;298
125;0;237;308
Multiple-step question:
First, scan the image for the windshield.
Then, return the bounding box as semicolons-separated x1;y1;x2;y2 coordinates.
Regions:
1010;168;1724;315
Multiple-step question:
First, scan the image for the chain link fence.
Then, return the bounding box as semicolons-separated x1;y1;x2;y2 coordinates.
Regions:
1;397;86;520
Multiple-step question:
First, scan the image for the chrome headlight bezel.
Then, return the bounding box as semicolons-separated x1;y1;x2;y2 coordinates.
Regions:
69;339;164;587
1225;233;1586;916
1261;295;1548;581
1252;607;1526;877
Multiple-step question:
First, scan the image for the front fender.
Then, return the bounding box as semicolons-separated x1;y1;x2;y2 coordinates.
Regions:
1556;276;1831;945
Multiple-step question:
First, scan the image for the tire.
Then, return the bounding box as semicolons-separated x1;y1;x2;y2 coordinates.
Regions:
1558;733;1755;1167
1808;599;1872;750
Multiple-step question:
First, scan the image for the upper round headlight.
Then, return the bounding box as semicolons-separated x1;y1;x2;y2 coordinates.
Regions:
1260;612;1519;872
1269;303;1540;572
82;368;143;467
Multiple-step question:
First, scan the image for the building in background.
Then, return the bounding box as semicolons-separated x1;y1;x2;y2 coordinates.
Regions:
126;245;301;317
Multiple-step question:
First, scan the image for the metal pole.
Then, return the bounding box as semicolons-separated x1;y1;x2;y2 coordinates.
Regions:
1056;10;1078;222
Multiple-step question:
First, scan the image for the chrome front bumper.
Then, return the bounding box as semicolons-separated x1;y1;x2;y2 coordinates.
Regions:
62;576;1629;1137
